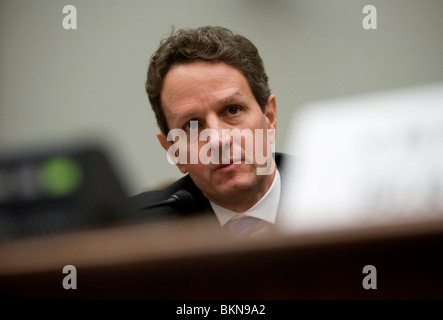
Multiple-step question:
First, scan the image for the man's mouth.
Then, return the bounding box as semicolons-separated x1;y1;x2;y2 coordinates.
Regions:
214;158;243;171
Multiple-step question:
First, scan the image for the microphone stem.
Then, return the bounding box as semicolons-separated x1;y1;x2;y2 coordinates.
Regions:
138;197;177;210
136;190;193;211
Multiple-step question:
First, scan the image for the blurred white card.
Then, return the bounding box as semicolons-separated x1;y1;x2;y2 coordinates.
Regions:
279;82;443;233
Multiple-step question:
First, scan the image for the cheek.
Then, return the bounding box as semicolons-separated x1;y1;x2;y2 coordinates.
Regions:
185;163;211;184
245;112;269;132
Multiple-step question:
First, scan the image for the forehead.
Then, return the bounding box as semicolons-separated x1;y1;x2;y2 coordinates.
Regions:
160;61;253;118
163;61;248;92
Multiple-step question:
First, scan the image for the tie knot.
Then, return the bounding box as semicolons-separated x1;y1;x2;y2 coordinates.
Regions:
226;216;264;239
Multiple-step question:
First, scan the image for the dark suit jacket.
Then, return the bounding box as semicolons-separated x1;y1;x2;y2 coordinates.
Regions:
129;153;292;223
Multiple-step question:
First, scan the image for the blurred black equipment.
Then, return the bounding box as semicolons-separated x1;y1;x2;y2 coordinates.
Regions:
0;142;131;241
137;189;194;211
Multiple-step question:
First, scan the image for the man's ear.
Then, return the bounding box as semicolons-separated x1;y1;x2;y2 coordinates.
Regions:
264;94;277;143
156;132;188;174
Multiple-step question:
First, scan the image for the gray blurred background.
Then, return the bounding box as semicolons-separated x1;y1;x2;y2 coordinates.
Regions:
1;0;442;196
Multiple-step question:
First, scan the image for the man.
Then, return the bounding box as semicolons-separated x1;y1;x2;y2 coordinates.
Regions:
130;26;290;239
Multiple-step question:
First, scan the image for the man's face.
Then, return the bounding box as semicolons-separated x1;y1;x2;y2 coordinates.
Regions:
157;61;277;211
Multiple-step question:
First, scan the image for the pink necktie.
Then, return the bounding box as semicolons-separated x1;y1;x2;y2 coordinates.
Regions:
226;216;266;239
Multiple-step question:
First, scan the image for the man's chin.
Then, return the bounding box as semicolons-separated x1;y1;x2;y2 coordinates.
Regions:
210;176;257;199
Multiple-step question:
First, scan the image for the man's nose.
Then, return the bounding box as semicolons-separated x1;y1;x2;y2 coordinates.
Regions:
205;118;232;160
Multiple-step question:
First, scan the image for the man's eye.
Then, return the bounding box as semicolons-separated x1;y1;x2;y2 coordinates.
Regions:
227;106;241;115
184;120;200;131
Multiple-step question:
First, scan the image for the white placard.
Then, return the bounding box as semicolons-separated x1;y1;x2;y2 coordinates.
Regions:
279;82;443;233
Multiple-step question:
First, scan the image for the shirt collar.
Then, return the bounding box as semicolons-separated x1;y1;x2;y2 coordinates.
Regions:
210;169;281;227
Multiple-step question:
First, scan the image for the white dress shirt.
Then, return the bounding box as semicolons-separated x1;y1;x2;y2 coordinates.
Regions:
210;169;281;230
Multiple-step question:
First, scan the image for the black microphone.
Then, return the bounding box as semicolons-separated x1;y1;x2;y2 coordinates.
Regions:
138;189;194;211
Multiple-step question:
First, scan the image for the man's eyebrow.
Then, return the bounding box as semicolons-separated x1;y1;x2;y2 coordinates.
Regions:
169;111;198;129
219;92;244;104
173;111;196;120
171;92;245;123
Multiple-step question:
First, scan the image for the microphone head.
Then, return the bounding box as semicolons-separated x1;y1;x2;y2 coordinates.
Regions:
170;189;194;210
